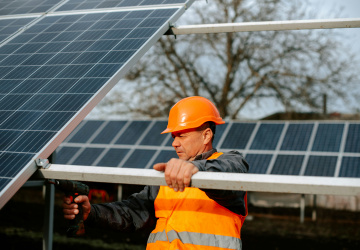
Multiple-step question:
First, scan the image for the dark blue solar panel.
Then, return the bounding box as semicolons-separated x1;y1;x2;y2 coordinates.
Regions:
153;150;178;163
0;130;22;151
0;152;34;177
312;124;344;152
165;134;174;147
0;0;59;15
56;0;188;12
271;155;304;175
91;121;127;144
281;123;313;151
140;121;168;146
221;123;256;149
213;123;227;148
339;157;360;178
344;124;360;153
7;131;56;153
0;111;43;130
115;121;151;145
55;146;81;164
0;178;11;192
30;112;76;131
63;121;85;142
251;123;284;150
0;1;192;208
245;154;272;174
96;148;129;167
72;147;104;165
123;149;156;168
68;120;104;143
304;156;337;177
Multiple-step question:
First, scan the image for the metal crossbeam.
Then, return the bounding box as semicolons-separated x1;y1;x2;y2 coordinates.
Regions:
38;164;360;196
171;18;360;35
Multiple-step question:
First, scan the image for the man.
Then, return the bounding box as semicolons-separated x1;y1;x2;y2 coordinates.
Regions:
63;96;249;249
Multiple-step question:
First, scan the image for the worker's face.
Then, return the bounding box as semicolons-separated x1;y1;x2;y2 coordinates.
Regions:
171;128;210;161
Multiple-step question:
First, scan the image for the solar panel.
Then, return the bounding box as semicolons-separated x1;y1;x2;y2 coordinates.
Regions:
68;120;105;143
312;123;344;152
91;120;127;144
139;121;168;146
123;149;156;168
344;124;360;153
221;123;256;149
153;150;178;163
0;17;36;44
339;157;360;178
280;123;313;151
0;0;60;16
250;123;284;150
271;155;304;175
115;120;151;144
56;120;360;180
56;0;189;12
304;155;337;177
96;148;130;167
72;147;105;166
245;154;272;174
212;123;228;148
0;0;196;208
55;146;80;164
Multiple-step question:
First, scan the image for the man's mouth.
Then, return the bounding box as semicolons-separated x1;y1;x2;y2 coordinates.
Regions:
176;150;184;156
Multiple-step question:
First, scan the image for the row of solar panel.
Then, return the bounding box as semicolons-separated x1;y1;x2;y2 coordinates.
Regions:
0;0;187;16
62;120;360;153
55;144;360;177
55;119;360;178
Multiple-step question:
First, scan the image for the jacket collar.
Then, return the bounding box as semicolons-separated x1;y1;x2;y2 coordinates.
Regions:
194;148;217;161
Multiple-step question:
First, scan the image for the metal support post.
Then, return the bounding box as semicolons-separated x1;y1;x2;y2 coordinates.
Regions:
43;153;55;250
117;184;123;201
312;195;317;221
300;194;305;223
43;180;54;250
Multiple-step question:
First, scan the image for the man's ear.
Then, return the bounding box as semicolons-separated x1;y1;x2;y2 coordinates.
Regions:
202;128;213;145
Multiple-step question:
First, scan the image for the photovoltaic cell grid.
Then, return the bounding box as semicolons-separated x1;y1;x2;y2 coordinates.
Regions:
57;120;360;178
57;120;171;168
0;0;59;15
0;0;195;208
0;0;189;16
0;18;36;44
57;0;188;12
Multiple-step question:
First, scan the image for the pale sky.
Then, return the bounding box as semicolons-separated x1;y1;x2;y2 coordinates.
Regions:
88;0;360;120
183;0;360;119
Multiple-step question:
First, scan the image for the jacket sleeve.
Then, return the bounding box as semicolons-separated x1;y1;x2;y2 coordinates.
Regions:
190;150;249;216
85;185;159;231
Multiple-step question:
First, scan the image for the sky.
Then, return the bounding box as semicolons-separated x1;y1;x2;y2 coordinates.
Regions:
88;0;360;120
191;0;360;120
241;0;360;119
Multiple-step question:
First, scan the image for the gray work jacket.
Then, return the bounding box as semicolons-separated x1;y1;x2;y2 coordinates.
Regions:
85;149;249;231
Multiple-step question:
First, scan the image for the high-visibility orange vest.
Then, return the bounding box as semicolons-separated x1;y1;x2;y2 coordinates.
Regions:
147;152;247;250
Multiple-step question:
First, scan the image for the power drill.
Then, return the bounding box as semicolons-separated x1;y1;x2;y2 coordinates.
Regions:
49;179;90;237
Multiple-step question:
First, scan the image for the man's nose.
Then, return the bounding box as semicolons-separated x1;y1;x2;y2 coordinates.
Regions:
172;137;180;147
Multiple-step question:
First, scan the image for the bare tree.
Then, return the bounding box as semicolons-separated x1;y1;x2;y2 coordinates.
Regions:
97;0;358;119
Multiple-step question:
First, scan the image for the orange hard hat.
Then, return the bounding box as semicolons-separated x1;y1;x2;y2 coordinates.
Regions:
161;96;225;134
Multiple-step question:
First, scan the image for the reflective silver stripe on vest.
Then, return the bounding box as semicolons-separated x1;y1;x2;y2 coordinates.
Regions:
147;230;242;250
147;230;168;243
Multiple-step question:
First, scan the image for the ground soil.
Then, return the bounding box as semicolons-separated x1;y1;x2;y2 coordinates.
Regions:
1;186;359;250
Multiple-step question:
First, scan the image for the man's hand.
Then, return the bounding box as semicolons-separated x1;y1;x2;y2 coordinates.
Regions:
62;195;91;221
153;158;199;192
